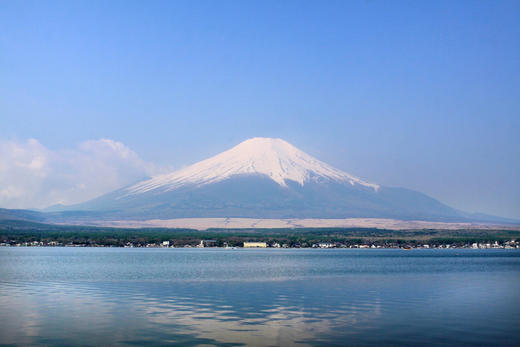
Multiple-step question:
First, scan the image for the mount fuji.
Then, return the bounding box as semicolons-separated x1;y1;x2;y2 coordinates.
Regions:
53;137;499;223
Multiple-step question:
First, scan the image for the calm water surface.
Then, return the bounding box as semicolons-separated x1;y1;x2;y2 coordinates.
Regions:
1;248;519;346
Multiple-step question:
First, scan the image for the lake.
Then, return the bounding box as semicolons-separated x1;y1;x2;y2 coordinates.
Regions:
1;248;519;346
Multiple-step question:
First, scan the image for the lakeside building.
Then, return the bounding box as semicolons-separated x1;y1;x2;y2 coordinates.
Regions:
318;243;335;248
198;240;217;248
243;242;267;248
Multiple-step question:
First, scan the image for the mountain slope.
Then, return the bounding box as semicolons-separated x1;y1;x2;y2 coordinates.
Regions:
69;175;462;221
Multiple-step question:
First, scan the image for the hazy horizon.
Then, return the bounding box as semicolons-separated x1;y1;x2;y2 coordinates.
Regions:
1;1;519;218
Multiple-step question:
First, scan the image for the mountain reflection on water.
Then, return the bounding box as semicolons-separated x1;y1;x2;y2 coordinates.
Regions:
1;248;519;346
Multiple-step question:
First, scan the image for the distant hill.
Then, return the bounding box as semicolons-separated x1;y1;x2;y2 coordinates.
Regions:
0;208;45;222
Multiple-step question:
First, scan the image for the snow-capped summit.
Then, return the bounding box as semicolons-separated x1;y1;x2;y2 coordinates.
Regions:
126;137;379;195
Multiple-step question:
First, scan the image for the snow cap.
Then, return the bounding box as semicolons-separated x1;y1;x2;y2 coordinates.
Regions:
126;137;379;194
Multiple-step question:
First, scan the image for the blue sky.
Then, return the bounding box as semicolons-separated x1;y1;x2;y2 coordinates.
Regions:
1;0;519;218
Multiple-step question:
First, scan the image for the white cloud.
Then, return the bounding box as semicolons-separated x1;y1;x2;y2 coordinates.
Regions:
0;138;161;209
